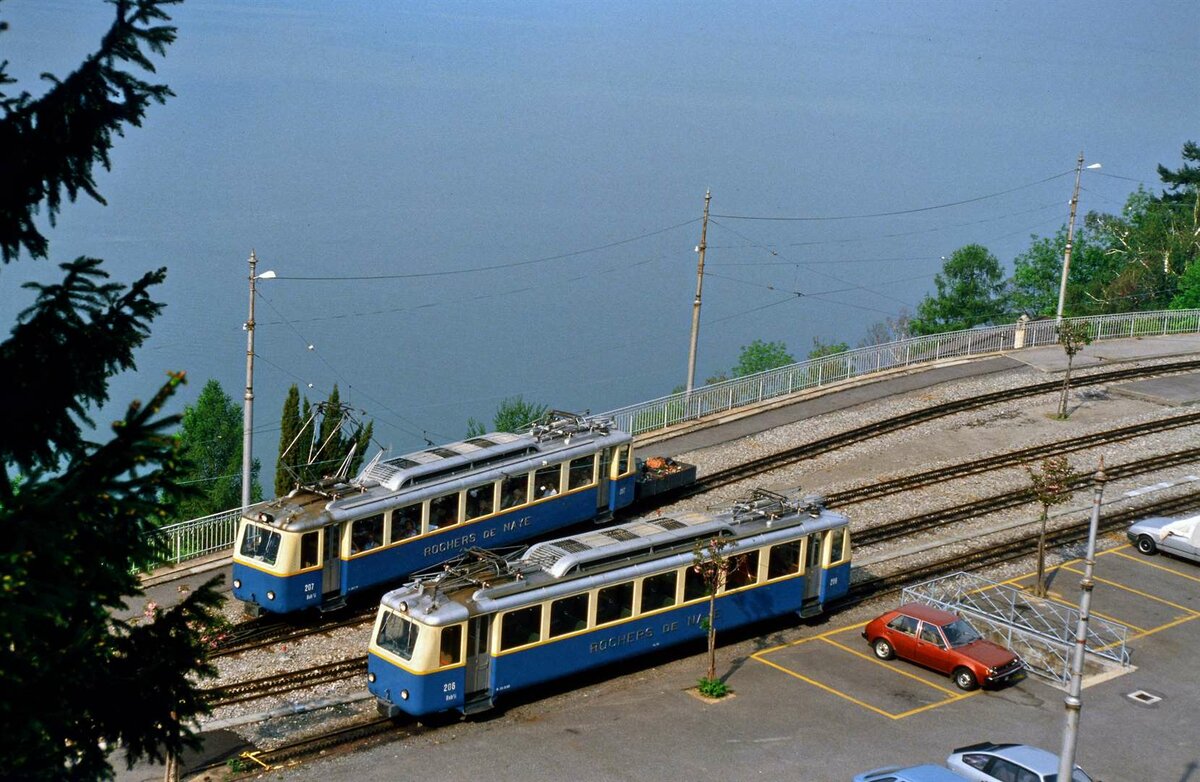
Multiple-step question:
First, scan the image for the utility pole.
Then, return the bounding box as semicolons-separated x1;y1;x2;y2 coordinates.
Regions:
1058;459;1107;781
242;250;259;511
1056;152;1100;324
685;189;711;395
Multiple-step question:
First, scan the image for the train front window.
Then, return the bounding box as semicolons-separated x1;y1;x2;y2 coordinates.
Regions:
239;523;281;566
376;611;420;661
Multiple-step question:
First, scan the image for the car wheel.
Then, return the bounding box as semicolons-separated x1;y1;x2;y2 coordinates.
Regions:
1136;535;1158;555
953;667;979;691
872;638;895;660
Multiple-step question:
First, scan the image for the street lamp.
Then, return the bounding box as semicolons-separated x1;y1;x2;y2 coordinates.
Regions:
242;251;276;510
1055;153;1102;323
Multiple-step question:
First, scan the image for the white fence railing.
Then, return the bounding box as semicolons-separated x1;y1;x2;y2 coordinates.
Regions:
602;309;1200;437
144;309;1200;571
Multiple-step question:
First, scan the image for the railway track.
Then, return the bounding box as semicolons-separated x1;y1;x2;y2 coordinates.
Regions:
215;611;375;658
206;656;367;707
676;359;1200;497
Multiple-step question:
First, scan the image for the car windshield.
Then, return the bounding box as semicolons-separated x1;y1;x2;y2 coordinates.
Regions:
940;618;982;647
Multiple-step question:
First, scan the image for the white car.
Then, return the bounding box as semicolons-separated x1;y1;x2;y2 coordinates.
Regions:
1127;513;1200;564
947;742;1094;782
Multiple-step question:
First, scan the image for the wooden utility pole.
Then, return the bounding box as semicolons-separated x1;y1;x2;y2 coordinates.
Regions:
685;190;711;394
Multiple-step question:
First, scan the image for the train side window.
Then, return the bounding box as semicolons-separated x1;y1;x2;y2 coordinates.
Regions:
596;582;634;625
828;528;848;565
684;565;710;601
499;473;529;509
640;571;678;612
725;551;760;590
567;455;595;490
499;605;543;651
439;623;463;666
767;541;802;579
350;514;384;554
300;531;320;568
390;504;422;542
534;464;561;498
465;483;495;520
430;493;460;529
615;444;631;476
549;593;589;637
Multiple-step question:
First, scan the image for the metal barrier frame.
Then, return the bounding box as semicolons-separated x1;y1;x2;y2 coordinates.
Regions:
902;571;1130;684
144;309;1200;570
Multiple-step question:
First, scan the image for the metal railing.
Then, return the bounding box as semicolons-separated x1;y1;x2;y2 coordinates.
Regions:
145;508;243;569
902;571;1130;684
604;309;1200;437
144;309;1200;571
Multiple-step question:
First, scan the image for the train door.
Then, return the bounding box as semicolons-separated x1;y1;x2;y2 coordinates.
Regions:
800;532;824;613
596;448;612;513
464;615;492;702
321;524;342;597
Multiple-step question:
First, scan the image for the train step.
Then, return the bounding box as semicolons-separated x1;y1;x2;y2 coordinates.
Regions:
462;693;493;716
318;596;347;613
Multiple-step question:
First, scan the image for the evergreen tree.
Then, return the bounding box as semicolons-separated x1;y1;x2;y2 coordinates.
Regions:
911;244;1007;335
467;396;549;436
294;385;374;483
0;2;225;778
275;383;302;496
174;379;262;518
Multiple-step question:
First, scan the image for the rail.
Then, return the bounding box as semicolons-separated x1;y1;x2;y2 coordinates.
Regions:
603;309;1200;437
143;309;1200;570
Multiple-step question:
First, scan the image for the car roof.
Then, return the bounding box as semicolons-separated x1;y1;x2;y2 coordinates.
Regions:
859;764;969;782
952;743;1059;773
892;602;960;625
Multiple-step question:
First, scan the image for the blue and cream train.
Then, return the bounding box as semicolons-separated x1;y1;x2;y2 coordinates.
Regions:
366;489;851;717
232;412;646;615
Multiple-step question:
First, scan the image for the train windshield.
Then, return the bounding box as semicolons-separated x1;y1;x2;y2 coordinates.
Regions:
239;523;282;566
377;610;421;661
941;618;982;647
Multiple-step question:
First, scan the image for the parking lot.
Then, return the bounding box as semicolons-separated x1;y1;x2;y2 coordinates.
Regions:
752;545;1199;726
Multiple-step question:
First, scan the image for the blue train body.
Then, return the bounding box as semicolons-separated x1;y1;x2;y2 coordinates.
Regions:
231;412;642;615
366;489;851;717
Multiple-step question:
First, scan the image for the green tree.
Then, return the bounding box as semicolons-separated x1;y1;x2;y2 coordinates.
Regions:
692;536;731;698
173;379;262;518
1169;259;1200;309
1009;227;1112;318
467;395;549;436
910;244;1007;335
296;385;373;483
275;383;303;495
0;2;225;778
1026;456;1079;598
731;338;794;377
1055;321;1093;419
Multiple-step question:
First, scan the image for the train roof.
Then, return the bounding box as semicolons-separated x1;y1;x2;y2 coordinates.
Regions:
380;489;849;626
243;412;629;533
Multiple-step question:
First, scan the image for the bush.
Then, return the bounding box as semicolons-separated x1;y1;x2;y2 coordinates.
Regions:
697;676;730;698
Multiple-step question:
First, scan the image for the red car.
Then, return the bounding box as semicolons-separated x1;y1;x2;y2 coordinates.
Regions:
862;602;1024;690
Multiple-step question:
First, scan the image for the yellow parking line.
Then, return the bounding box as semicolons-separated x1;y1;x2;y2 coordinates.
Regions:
751;654;903;719
821;637;964;698
1061;564;1200;615
1111;548;1200;584
1126;611;1200;643
756;621;865;656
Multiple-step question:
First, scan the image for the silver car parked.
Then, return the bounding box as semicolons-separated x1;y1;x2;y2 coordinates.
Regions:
947;743;1094;782
1127;513;1200;564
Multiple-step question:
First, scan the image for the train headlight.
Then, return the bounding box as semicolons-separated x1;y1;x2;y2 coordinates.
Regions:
398;601;409;613
232;579;242;589
266;591;276;601
399;690;409;701
368;672;376;683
